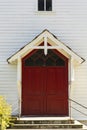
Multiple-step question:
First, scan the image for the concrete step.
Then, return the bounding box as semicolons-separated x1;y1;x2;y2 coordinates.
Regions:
8;117;84;129
9;124;83;129
13;120;74;124
7;129;83;130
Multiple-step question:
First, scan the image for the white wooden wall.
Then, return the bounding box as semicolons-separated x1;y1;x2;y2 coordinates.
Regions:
0;0;87;119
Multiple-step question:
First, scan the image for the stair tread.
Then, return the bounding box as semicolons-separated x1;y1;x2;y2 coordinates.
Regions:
15;120;74;121
13;124;82;125
15;120;74;124
7;128;82;130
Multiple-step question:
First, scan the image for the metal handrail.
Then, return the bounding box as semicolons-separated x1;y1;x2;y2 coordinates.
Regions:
71;106;87;117
69;98;87;117
69;98;87;109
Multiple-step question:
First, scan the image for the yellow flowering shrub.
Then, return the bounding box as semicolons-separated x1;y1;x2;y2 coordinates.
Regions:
0;96;12;130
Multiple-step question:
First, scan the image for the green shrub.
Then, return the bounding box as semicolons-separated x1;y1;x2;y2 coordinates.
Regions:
0;96;12;130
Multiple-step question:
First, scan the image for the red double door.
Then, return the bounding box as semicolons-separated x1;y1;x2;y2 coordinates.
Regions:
22;49;68;116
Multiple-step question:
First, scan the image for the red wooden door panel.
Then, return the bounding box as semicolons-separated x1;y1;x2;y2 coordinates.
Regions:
45;67;68;115
22;67;44;115
46;97;68;115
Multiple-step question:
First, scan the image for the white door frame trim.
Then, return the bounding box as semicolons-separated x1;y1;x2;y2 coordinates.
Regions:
17;47;74;117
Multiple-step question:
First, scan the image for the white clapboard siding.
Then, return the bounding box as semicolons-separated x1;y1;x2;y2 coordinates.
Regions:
0;0;87;119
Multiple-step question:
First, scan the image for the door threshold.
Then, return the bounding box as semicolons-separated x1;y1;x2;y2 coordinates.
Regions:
18;116;70;120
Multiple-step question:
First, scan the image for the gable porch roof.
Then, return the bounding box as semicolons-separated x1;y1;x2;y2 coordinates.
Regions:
7;29;85;64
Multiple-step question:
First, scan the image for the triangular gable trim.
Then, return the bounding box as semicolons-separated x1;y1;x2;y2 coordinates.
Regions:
7;29;85;64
